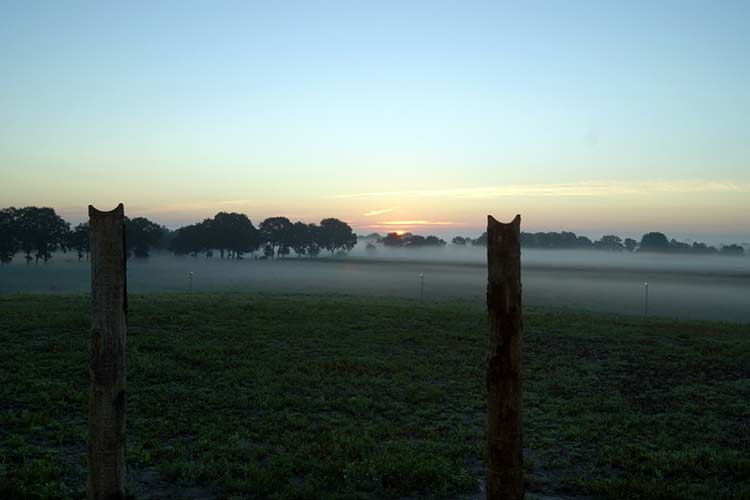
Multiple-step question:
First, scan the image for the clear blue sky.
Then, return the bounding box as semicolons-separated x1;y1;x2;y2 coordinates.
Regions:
1;1;749;239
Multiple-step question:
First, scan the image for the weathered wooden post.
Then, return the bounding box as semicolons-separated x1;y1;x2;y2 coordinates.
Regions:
88;204;127;500
486;214;523;499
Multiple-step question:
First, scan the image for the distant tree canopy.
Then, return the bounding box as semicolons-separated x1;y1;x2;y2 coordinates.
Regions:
170;222;211;257
66;223;90;262
639;232;671;252
720;244;744;256
125;217;168;258
170;212;260;258
169;214;355;259
0;207;70;264
380;232;446;248
464;229;743;256
0;208;21;264
319;218;357;255
0;206;745;263
593;235;624;251
0;206;165;264
472;232;488;246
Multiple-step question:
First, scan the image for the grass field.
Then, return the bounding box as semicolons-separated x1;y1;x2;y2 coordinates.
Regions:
1;293;749;499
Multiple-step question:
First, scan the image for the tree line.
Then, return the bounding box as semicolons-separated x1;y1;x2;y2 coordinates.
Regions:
0;206;173;263
1;206;745;264
170;214;356;258
452;230;745;256
0;206;358;264
367;232;447;248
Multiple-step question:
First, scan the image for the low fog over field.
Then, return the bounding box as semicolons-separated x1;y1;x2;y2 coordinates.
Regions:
2;242;748;322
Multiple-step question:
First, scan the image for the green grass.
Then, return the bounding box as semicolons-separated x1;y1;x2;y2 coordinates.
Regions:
0;293;748;499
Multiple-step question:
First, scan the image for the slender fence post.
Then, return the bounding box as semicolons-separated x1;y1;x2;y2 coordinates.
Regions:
88;204;127;500
486;214;524;499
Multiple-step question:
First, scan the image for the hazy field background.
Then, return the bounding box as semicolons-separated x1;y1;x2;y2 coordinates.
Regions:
1;243;748;322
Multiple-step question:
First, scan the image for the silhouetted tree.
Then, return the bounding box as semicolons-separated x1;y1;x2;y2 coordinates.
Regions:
169;222;211;256
594;235;624;251
125;217;166;258
639;232;671;252
66;223;90;262
306;223;322;257
15;207;70;263
319;218;356;255
405;235;427;247
382;232;405;247
452;236;467;245
0;208;20;264
690;242;718;255
720;244;744;256
260;217;293;258
289;221;310;256
472;232;487;246
624;238;638;252
211;212;260;258
669;238;691;253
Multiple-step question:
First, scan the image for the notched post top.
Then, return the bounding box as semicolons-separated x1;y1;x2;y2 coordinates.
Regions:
88;203;125;219
487;214;521;231
486;214;522;282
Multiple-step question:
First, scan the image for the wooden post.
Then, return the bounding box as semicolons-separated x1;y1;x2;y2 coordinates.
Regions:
486;214;523;499
88;204;127;500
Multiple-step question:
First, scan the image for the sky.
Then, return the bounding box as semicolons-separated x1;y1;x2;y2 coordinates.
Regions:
1;0;749;241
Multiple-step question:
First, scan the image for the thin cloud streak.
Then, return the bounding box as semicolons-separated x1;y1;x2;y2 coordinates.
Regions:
363;220;462;229
378;220;459;226
363;208;395;217
331;181;750;199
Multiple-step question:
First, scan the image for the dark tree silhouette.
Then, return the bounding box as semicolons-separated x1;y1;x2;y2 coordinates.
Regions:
125;217;166;258
2;205;745;262
0;208;20;264
720;244;744;256
576;235;593;248
16;207;70;263
690;242;718;255
472;232;488;246
66;223;90;262
211;212;260;258
382;232;405;247
319;218;356;255
379;232;444;248
289;221;310;257
406;235;427;247
425;235;446;246
594;235;624;251
639;232;671;252
169;222;211;256
306;223;322;257
259;217;293;258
